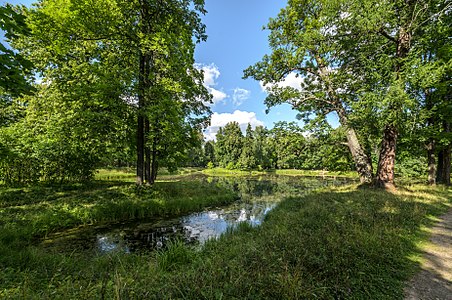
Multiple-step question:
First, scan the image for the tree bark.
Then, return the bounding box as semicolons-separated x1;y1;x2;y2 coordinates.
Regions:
427;138;436;185
441;145;451;186
376;124;397;189
136;53;145;185
149;136;159;185
437;122;451;185
136;0;151;185
336;107;373;184
144;118;151;184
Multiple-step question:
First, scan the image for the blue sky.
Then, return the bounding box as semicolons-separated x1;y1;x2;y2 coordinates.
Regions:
2;0;334;139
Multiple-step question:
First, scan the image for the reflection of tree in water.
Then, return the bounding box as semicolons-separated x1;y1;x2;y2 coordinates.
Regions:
48;175;352;254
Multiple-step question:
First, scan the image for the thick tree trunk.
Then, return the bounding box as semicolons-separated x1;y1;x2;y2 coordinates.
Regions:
345;128;374;184
376;125;397;189
336;108;373;183
441;145;451;186
427;139;436;185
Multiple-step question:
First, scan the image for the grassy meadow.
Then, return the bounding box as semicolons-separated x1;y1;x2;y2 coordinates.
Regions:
0;169;450;299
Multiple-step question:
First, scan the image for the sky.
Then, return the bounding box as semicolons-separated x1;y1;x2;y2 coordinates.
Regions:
2;0;337;140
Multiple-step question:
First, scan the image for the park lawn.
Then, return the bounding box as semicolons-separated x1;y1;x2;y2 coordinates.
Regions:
0;181;450;299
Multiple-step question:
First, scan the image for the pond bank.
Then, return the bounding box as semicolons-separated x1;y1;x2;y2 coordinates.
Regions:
0;180;450;299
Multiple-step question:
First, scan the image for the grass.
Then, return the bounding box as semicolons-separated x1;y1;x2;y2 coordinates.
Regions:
274;169;358;178
0;178;237;246
202;167;359;179
0;177;450;299
95;167;204;181
202;167;266;176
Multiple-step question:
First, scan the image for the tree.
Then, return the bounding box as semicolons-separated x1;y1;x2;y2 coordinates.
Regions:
0;4;34;97
215;122;243;168
253;125;274;169
245;0;451;188
14;0;211;184
204;140;216;165
270;122;306;169
336;0;451;188
244;0;373;183
238;123;257;170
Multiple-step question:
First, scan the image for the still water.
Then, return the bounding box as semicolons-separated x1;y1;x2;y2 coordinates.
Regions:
43;175;350;254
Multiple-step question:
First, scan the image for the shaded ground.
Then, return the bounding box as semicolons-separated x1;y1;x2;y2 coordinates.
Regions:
405;209;452;300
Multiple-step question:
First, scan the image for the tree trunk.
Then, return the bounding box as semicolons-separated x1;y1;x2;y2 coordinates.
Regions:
314;54;373;184
336;107;373;183
427;138;436;185
136;54;145;185
345;128;374;184
442;145;451;186
149;137;158;185
376;124;397;189
136;1;151;185
144;118;151;184
437;122;451;185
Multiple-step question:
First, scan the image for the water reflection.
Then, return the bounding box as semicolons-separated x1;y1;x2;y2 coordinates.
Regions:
44;175;350;254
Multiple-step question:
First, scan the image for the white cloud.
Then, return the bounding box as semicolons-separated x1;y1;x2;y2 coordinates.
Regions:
260;72;304;92
204;110;264;141
232;88;251;106
196;63;228;104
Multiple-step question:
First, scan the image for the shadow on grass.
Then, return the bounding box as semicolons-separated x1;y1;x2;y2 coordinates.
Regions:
145;186;451;299
0;184;450;299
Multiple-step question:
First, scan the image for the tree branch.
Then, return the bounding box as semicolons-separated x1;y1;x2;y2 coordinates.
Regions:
378;28;397;43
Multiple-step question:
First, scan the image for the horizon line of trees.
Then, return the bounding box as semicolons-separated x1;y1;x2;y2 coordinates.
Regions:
1;0;450;187
185;120;437;181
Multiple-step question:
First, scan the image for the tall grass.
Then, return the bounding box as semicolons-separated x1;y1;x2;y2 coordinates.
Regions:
0;179;237;239
1;183;450;299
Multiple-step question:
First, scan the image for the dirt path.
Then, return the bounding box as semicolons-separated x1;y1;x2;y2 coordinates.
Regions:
404;209;452;300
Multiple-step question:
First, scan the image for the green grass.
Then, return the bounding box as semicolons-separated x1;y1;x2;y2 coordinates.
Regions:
1;181;450;299
0;179;237;241
95;167;204;181
202;167;359;179
202;167;266;176
274;169;358;178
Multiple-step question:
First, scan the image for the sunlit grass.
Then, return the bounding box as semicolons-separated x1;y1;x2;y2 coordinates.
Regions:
202;167;359;179
0;179;450;299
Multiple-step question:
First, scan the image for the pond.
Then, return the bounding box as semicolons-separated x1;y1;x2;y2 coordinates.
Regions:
42;175;351;254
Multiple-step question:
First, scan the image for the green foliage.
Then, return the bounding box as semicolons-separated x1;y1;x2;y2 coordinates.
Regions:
238;123;257;170
0;4;34;97
244;0;451;184
215;122;244;168
209;120;357;173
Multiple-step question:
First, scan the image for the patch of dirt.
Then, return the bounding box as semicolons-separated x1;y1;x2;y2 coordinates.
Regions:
404;209;452;300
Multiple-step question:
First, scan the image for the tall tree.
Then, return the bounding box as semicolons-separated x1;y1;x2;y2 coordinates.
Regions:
15;0;211;184
214;122;243;168
338;0;451;188
244;0;373;183
238;123;257;170
0;4;34;97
